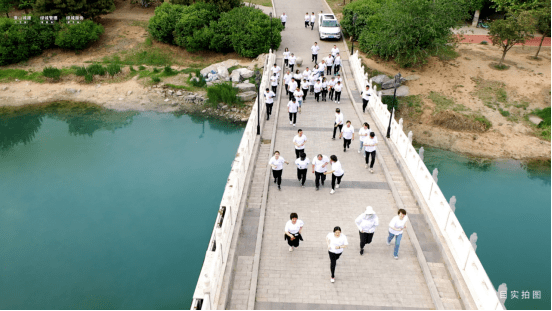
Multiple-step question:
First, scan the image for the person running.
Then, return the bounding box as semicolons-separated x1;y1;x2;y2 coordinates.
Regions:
334;53;341;75
271;63;281;79
340;121;354;152
325;53;334;76
280;12;287;29
331;45;340;58
288;78;298;101
287;98;299;126
283;48;290;68
310;12;316;30
311;42;320;63
318;60;326;78
355;206;379;255
263;88;275;120
293;86;303;113
292;129;307;159
283;70;292;96
325;155;344;194
334;81;342;104
364;132;378;173
309;72;316;95
313;79;322;102
304;12;310;28
289;53;296;72
301;78;309;102
328;76;336;101
270;73;278;93
285;213;304;252
332;108;343;140
269;151;289;190
295;152;310;187
326;226;348;283
358;122;371;153
312;154;330;191
361;85;371;113
387;209;408;260
321;77;328;102
293;69;302;89
302;67;311;82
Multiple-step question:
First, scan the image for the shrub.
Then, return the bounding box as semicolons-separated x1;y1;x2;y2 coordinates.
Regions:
43;66;62;81
84;73;94;83
189;69;206;87
151;76;161;83
170;0;240;12
206;82;242;107
86;64;106;76
129;66;136;72
106;63;121;77
138;65;146;71
75;66;88;76
153;68;160;73
163;65;177;76
174;3;220;52
148;3;187;44
55;19;104;50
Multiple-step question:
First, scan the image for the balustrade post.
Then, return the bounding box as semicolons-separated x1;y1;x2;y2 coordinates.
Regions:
497;283;508;309
408;131;413;144
419;146;424;161
444;196;456;231
432;168;439;183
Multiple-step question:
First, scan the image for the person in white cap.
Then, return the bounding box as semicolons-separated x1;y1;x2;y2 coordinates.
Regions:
326;226;348;283
339;120;354;152
304;12;310;28
387;209;408;260
358;122;371;153
280;12;287;28
364;132;378;173
294;152;310;187
285;212;304;252
269;151;289;191
312;154;330;191
325;155;344;194
355;206;379;255
311;41;320;63
292;129;307;159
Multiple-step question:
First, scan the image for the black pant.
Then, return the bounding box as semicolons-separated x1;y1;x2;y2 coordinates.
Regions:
284;59;289;67
296;80;301;89
282;22;286;28
362;98;368;112
289;112;297;124
333;123;343;138
328;251;342;278
322;88;328;101
314;171;326;188
285;84;289;95
295;148;304;159
272;169;282;186
289;91;294;101
365;150;376;168
314;91;320;102
343;138;351;149
359;231;374;250
302;88;308;100
334;64;340;74
297;168;307;185
286;233;301;247
272;85;277;93
309;85;314;94
266;103;273;119
305;21;309;28
312;54;317;63
331;173;343;190
327;66;332;75
289;64;294;72
335;91;341;102
329;88;334;100
311;21;314;30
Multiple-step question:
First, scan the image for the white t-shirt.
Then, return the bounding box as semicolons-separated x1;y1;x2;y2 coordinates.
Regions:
335;77;343;84
269;156;285;170
295;157;310;169
334;84;342;92
305;14;310;22
264;91;275;104
335;113;343;125
293;134;307;150
302;69;311;79
293;90;303;100
318;62;326;71
289;55;296;65
283;51;290;59
302;82;309;90
311;45;320;55
389;215;409;235
270;75;278;86
271;66;281;75
334;56;341;65
293;73;302;82
280;14;287;22
312;155;330;173
288;81;298;92
313;83;322;93
355;213;379;233
331;160;344;176
364;136;378;152
285;219;304;234
359;127;371;142
361;90;371;100
328;79;336;87
310;14;316;23
283;73;292;85
331;47;340;57
327;232;348;254
341;125;354;139
325;56;333;66
287;101;299;113
321;81;327;89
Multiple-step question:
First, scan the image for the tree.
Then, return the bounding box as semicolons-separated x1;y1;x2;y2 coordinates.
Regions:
0;0;16;17
533;4;551;58
170;0;240;12
34;0;115;19
491;0;548;12
488;11;536;67
18;0;34;13
173;2;219;51
341;0;384;39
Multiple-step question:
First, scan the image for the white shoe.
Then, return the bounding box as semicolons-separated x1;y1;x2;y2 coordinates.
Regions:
290;121;292;124
293;124;296;127
358;150;361;154
334;100;336;103
330;189;335;194
338;101;340;104
387;241;391;246
331;278;335;283
365;164;368;169
336;184;339;189
370;169;374;174
289;246;293;252
394;256;398;260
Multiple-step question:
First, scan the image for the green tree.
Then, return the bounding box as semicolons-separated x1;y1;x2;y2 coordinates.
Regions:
55;19;104;50
34;0;115;19
148;2;187;44
173;2;219;51
0;0;16;17
17;0;34;13
533;3;551;58
491;0;547;12
488;11;536;67
170;0;240;12
341;0;384;39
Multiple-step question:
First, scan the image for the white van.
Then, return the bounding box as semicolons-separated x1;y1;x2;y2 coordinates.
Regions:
318;13;341;40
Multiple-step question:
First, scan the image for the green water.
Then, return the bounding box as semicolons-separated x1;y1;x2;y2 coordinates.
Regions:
422;147;551;310
0;104;244;309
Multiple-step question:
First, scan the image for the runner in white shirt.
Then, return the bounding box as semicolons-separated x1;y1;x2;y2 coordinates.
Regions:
335;74;343;84
263;88;276;120
358;122;371;153
304;12;310;28
311;42;320;63
293;70;302;89
332;108;343;139
294;152;310;187
285;212;304;251
388;209;408;259
289;53;297;72
313;80;322;102
333;53;341;75
311;154;330;190
326;226;348;282
325;54;334;76
283;48;290;67
287;98;299;126
331;45;340;57
269;151;289;190
355;206;379;255
293;87;303;112
280;12;287;28
292;129;307;159
333;81;342;103
361;85;371;113
288;78;298;101
270;73;278;93
310;12;316;30
271;63;281;79
325;155;344;194
301;79;309;102
339;121;355;152
328;77;336;101
321;77;328;102
283;70;292;96
364;132;378;172
318;60;326;77
302;67;311;81
308;73;316;95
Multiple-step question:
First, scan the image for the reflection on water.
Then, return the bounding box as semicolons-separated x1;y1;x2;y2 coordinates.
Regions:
0;108;43;151
172;110;245;135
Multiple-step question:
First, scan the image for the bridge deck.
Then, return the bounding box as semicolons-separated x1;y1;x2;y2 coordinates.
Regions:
224;0;463;309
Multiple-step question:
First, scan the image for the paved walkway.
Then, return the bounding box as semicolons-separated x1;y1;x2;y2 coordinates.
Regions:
226;0;466;309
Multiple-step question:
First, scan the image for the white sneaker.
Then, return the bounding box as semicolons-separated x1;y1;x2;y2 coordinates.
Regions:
365;164;368;169
358;150;361;153
293;124;296;127
290;121;292;125
334;100;336;103
394;256;398;260
370;169;374;174
336;184;339;189
289;247;293;252
330;189;335;194
331;278;335;283
338;101;340;104
386;241;391;246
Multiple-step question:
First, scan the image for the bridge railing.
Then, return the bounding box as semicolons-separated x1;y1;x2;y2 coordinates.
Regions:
349;50;504;310
191;50;276;310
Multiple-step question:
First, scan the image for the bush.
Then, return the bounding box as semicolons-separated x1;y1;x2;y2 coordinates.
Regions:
174;2;220;51
35;0;116;19
138;65;146;71
151;76;161;83
189;69;206;87
148;3;187;44
106;63;121;77
75;66;88;76
170;0;240;12
163;65;177;76
341;0;384;39
84;73;94;83
55;19;104;50
87;64;106;76
129;66;136;72
206;82;242;107
43;66;62;81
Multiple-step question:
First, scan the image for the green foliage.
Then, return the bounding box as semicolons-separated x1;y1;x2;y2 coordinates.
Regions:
499;108;510;116
533;107;551;127
55;19;104;50
206;82;242;107
0;0;15;18
489;11;536;66
0;68;43;82
75;66;87;76
148;2;187;44
163;65;177;76
357;0;469;67
129;66;136;72
470;113;492;130
174;2;219;51
381;95;398;111
106;63;121;77
491;0;548;13
42;66;61;81
84;73;93;83
139;65;146;70
144;36;152;46
189;69;206;87
87;64;106;76
151;76;161;83
34;0;115;19
153;67;160;73
170;0;240;12
341;0;384;39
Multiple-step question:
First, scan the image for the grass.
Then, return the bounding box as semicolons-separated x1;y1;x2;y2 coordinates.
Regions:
102;47;172;66
469;113;492;130
42;67;62;81
166;83;194;91
530;107;551;140
0;69;44;83
434;45;459;61
428;91;454;114
243;0;272;7
471;77;508;109
325;0;346;16
151;76;161;84
397;95;424;119
498;108;510;117
205;82;242;108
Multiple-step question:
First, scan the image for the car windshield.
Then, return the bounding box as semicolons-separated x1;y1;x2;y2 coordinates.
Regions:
322;20;338;27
